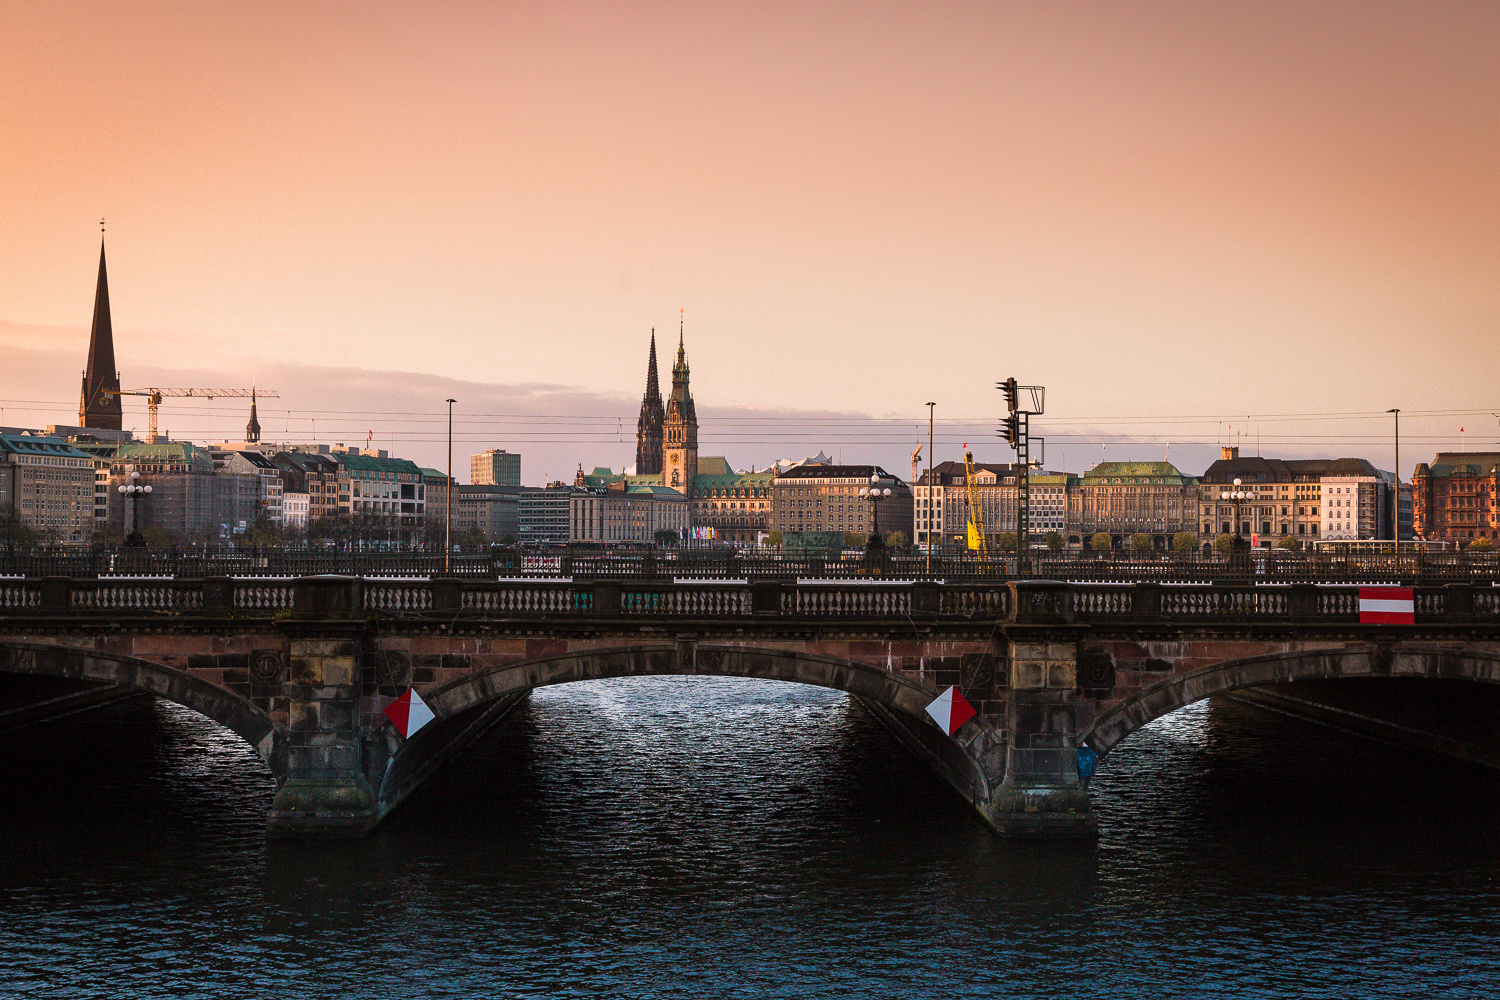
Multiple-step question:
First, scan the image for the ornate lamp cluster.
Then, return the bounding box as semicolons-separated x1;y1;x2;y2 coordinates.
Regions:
118;468;152;546
1219;477;1253;540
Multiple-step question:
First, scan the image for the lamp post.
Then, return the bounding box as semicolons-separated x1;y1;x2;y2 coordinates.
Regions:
1219;477;1254;555
118;468;152;547
445;398;456;574
926;401;935;574
858;473;893;555
1387;407;1400;544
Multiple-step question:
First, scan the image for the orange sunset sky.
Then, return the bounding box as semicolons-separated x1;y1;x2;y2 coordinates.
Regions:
3;1;1496;482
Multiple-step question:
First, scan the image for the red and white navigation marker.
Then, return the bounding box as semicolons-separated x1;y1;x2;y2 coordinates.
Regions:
384;688;435;739
1359;586;1415;625
925;685;976;736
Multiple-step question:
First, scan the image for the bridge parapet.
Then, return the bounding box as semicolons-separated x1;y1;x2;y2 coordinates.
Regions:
3;576;1497;625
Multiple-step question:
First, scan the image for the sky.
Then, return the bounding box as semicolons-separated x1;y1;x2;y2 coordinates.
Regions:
3;1;1497;483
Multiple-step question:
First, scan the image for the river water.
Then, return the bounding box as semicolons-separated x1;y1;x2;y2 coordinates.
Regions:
3;677;1499;998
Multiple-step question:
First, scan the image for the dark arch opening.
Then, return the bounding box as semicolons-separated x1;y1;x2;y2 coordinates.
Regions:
0;642;282;768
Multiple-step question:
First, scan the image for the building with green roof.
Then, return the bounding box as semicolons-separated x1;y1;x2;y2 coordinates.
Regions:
0;434;98;543
1069;461;1199;550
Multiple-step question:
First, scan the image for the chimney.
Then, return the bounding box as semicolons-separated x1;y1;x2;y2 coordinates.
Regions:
1222;446;1239;460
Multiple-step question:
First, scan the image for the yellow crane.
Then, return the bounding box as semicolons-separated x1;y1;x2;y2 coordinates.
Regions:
102;387;279;444
963;448;988;562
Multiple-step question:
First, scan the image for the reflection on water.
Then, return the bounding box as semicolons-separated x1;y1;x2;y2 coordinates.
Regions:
3;678;1499;998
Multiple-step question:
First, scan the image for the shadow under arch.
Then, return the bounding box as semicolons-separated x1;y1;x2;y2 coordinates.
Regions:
1080;643;1500;759
422;644;941;727
0;641;282;767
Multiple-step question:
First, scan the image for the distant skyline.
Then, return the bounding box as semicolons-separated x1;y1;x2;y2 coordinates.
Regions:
3;2;1496;482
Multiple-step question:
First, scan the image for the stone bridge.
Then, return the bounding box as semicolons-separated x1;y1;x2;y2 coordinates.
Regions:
2;575;1497;838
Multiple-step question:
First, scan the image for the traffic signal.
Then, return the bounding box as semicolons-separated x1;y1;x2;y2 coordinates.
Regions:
999;413;1020;447
999;377;1019;413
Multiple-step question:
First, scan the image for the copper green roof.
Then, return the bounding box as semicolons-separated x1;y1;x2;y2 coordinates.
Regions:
0;434;95;460
1080;461;1195;485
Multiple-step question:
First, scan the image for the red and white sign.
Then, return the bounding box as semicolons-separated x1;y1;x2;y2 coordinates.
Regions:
1359;586;1415;625
384;688;435;739
925;685;976;736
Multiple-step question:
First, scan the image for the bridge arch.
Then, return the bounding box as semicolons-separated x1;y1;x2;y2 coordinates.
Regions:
1081;644;1500;758
0;641;282;767
423;644;940;727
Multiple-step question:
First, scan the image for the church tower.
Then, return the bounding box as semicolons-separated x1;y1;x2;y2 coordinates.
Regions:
634;328;664;475
245;387;262;444
78;235;123;430
661;316;698;491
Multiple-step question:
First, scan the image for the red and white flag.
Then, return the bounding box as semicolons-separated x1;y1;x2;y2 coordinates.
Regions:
1359;586;1415;625
384;688;435;738
925;685;976;736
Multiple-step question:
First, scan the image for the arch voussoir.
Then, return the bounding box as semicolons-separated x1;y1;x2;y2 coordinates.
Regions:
421;644;940;728
1083;644;1500;758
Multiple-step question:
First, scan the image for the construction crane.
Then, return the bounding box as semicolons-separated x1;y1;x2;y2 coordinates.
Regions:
910;444;923;491
102;388;278;444
963;448;988;562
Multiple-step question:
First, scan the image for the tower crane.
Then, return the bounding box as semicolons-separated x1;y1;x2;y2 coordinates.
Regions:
963;448;988;562
101;388;278;444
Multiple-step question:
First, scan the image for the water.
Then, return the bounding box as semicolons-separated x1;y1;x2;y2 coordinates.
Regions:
3;677;1499;998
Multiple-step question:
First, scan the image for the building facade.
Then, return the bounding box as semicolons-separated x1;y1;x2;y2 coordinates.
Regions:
688;458;773;545
1412;452;1500;544
520;485;577;545
273;452;342;527
570;483;689;543
0;434;97;544
1069;461;1199;550
105;442;217;541
454;485;522;543
334;453;426;538
1198;449;1389;548
470;450;521;487
772;465;913;540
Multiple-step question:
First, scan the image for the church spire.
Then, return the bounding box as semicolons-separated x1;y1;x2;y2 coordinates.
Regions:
79;225;123;430
634;327;665;476
246;385;261;444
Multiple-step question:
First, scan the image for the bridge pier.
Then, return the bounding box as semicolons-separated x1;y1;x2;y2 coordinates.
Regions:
267;580;378;837
986;633;1094;836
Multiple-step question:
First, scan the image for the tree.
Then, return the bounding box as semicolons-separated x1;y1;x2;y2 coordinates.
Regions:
1172;531;1197;554
843;531;867;547
0;511;37;548
996;531;1018;552
143;526;173;548
885;530;907;549
1275;535;1301;551
1130;533;1153;553
500;533;517;546
1090;532;1112;552
654;528;679;547
1467;537;1495;551
1213;533;1236;554
1044;531;1064;552
766;529;783;547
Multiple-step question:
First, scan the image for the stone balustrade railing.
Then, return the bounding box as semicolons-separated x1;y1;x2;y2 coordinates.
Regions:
2;576;1497;626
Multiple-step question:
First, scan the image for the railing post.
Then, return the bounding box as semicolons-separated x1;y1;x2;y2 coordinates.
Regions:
430;576;464;612
1444;583;1475;621
593;580;621;616
750;580;783;615
293;576;365;618
1129;582;1162;619
202;576;234;617
910;581;941;616
1287;583;1319;620
39;576;71;614
1006;580;1076;623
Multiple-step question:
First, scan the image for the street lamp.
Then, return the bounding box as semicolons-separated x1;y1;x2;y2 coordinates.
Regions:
1219;477;1254;552
118;469;152;547
445;398;456;574
1387;407;1400;544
